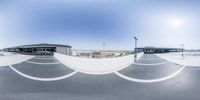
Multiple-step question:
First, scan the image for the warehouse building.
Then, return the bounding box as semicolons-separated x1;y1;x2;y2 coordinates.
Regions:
4;43;72;55
136;46;182;54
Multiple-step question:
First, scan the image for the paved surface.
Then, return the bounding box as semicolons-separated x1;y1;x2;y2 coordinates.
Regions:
0;54;200;100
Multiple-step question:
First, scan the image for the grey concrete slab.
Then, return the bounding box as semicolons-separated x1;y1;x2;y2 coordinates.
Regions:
34;56;54;58
28;58;59;63
140;54;160;59
1;66;200;100
0;54;200;100
119;63;182;79
137;58;168;64
137;54;170;64
12;62;74;78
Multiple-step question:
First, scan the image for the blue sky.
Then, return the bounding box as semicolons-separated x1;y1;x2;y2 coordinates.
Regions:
0;0;200;50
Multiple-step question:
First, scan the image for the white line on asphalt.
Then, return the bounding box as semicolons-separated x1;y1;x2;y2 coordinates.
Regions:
134;61;170;66
139;58;162;60
34;56;53;58
115;65;185;83
25;60;60;65
9;65;77;81
32;57;55;59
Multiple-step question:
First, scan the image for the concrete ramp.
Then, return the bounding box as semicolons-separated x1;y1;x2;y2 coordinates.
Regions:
0;53;34;66
54;52;144;75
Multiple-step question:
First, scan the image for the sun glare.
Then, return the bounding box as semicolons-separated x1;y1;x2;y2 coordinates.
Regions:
170;19;183;28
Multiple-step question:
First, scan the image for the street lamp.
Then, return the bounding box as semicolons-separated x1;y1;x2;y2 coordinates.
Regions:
180;44;184;57
134;36;138;61
102;43;106;51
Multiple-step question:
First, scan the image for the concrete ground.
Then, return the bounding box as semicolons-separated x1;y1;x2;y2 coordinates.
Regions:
0;54;200;100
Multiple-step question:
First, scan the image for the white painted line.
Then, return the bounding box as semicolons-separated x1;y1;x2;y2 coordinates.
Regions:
32;57;55;59
139;58;162;60
25;61;60;65
134;61;170;66
9;65;77;81
115;65;185;83
35;56;53;58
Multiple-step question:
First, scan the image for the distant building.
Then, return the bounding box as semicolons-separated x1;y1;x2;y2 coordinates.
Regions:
72;50;132;58
4;43;72;55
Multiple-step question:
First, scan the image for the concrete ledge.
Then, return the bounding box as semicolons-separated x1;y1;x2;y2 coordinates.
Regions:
156;53;200;67
0;53;34;66
54;52;144;75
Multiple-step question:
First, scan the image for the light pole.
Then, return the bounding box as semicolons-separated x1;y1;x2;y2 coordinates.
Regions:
134;36;138;61
102;43;106;51
180;44;184;57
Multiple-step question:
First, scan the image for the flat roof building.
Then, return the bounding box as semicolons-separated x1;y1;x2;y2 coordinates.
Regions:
136;46;182;54
4;43;72;55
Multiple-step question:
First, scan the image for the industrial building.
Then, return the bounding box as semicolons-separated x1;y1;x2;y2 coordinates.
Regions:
136;47;182;54
4;43;72;55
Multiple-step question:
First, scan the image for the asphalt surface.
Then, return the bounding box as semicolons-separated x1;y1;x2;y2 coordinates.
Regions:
1;54;200;100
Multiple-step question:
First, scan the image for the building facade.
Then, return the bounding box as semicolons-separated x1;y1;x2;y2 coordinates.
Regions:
4;43;72;55
137;47;182;54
